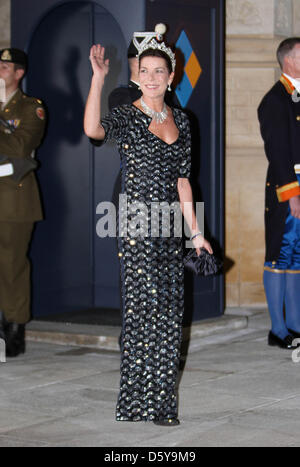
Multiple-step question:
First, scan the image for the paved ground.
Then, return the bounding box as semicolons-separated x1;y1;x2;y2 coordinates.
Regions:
0;309;300;447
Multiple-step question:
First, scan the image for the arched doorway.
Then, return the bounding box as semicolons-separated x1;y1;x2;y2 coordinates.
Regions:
26;2;128;318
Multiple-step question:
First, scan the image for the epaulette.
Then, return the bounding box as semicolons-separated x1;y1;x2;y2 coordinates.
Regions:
23;95;45;120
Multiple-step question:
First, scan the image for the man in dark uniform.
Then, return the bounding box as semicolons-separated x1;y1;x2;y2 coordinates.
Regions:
0;48;46;357
107;38;141;111
258;37;300;349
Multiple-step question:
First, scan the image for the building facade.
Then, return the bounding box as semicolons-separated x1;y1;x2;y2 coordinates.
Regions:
1;0;299;308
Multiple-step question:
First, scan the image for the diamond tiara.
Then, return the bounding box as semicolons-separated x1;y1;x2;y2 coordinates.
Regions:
137;39;176;72
132;31;161;55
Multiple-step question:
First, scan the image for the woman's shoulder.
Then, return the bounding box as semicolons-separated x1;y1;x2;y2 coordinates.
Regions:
172;107;190;126
110;103;146;120
110;103;134;114
104;104;139;124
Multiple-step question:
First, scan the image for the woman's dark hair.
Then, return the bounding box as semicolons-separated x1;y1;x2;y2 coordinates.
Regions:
277;37;300;69
139;48;173;74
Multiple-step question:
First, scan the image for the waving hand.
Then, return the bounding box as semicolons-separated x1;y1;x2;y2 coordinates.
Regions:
89;44;109;82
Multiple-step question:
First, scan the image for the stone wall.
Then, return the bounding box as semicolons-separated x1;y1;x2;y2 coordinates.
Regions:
0;0;10;49
226;0;300;306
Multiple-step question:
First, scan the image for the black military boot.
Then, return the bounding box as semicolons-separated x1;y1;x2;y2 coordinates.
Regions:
5;322;26;358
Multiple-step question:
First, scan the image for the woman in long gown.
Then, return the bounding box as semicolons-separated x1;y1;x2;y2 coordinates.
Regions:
84;42;213;426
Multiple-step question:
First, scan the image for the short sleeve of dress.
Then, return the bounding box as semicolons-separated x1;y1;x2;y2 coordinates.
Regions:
101;105;129;143
178;112;192;179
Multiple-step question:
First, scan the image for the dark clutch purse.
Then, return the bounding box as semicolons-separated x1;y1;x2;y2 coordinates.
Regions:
184;248;223;276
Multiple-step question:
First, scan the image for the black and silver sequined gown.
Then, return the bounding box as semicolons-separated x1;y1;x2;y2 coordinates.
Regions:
101;105;191;422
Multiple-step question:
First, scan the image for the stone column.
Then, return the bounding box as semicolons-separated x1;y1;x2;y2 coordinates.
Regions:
226;0;299;307
0;0;10;49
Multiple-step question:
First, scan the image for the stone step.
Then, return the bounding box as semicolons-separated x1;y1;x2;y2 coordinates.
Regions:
26;312;249;352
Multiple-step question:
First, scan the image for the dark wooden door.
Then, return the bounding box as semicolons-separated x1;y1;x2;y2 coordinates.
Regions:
146;0;225;320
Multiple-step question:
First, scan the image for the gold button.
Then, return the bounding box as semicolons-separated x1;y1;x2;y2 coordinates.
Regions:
297;116;300;121
18;183;23;187
267;182;270;187
4;108;9;112
265;207;269;212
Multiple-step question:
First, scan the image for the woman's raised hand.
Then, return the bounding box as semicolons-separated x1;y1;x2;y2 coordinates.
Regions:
89;44;109;81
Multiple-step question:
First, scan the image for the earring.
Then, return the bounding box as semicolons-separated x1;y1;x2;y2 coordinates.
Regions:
168;84;171;91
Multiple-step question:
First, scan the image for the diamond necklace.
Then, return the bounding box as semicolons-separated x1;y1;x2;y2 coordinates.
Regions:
140;97;168;124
